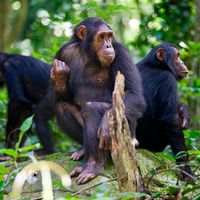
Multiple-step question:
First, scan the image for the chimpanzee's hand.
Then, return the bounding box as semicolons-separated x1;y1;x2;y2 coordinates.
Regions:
176;155;195;182
51;59;70;93
178;103;190;130
180;165;196;182
97;111;111;150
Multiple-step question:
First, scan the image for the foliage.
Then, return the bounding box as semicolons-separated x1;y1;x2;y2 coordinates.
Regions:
0;116;35;198
0;115;34;162
136;0;194;46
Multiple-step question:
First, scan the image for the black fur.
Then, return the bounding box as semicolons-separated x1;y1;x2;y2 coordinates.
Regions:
136;43;188;162
0;52;54;154
55;17;145;140
52;17;146;183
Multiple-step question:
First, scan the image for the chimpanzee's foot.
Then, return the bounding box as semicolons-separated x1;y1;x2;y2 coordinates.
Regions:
71;148;85;161
34;149;53;156
72;163;103;184
35;149;46;156
69;164;84;177
180;166;196;182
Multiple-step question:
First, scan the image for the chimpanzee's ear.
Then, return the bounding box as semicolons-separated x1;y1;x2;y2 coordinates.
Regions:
156;48;165;61
76;25;87;40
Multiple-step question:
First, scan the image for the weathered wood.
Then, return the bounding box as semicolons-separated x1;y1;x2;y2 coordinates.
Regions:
109;71;143;193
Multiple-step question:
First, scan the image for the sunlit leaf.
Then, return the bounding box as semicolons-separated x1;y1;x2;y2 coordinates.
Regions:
0;149;17;158
20;115;34;133
0;165;9;175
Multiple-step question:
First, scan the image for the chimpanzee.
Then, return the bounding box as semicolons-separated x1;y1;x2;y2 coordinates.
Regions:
0;52;54;155
0;53;16;86
51;17;146;184
136;43;191;175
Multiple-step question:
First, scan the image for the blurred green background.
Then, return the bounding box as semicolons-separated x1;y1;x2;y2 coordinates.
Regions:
0;0;199;152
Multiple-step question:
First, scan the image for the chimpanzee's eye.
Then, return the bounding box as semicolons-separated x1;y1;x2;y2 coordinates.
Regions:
100;33;104;40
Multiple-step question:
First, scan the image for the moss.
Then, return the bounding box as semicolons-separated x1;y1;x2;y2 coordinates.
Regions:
4;150;198;199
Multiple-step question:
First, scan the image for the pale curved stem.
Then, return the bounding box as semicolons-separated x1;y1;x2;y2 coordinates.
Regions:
41;163;53;200
10;160;71;200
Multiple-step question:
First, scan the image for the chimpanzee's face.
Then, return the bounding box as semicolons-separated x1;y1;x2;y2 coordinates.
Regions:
172;47;188;79
92;24;115;67
76;24;115;67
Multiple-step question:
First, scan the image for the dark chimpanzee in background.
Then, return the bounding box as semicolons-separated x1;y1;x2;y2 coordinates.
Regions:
136;43;192;177
0;52;54;155
51;17;146;184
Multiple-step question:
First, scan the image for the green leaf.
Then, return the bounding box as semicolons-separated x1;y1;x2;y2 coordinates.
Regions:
19;143;40;152
52;179;66;190
63;194;82;200
150;168;157;176
131;192;151;198
183;185;200;195
192;195;200;200
175;151;188;159
120;192;150;199
20;115;34;133
15;115;34;150
0;149;17;158
151;193;161;198
167;186;181;195
0;182;4;191
0;165;9;175
18;153;28;158
188;150;200;156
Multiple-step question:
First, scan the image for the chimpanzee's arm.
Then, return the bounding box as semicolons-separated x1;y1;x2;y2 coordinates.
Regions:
157;74;187;159
178;102;190;130
51;43;78;102
97;43;146;150
50;59;70;102
157;74;195;180
111;43;146;133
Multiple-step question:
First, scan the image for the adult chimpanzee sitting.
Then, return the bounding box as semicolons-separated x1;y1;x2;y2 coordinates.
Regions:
0;52;54;155
51;17;145;184
136;43;192;177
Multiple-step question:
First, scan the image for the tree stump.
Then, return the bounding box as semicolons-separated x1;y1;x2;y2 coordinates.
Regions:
109;71;143;193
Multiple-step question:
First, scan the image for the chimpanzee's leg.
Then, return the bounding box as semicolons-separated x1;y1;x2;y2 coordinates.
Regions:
56;101;83;144
35;94;84;156
70;102;111;184
34;97;55;155
6;99;32;148
166;129;193;178
65;104;84;161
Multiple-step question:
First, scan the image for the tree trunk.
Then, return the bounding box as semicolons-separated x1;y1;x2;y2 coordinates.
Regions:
190;0;200;129
0;0;28;51
193;0;200;78
0;0;10;51
7;0;28;49
109;71;143;193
